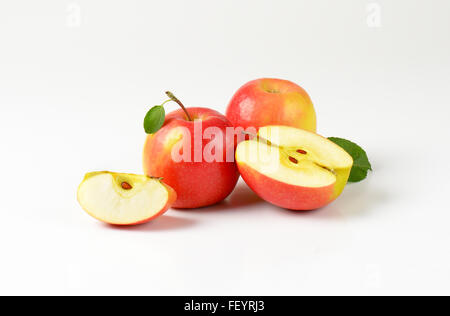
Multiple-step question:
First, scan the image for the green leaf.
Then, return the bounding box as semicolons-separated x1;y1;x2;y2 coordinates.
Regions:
144;106;165;134
328;137;372;183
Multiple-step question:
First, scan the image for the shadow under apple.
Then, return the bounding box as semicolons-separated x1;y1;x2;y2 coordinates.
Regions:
102;215;197;232
174;181;264;213
272;177;388;220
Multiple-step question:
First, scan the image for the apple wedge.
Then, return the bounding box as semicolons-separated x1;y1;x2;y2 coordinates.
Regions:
236;126;353;210
77;172;176;225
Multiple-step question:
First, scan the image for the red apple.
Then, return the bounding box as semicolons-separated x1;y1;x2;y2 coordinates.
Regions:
236;126;353;210
143;107;239;208
226;78;317;132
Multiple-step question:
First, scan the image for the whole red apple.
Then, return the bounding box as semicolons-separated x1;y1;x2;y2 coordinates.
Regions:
226;78;317;132
143;107;239;209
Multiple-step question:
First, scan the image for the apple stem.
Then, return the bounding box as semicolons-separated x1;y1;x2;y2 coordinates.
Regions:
150;176;164;181
165;91;193;121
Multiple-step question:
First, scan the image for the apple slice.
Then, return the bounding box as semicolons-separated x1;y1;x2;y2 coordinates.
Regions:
77;172;176;225
236;126;353;210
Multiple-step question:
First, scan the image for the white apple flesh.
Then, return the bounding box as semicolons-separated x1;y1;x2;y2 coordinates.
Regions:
77;172;176;225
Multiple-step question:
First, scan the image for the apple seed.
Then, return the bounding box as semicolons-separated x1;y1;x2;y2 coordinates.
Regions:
121;182;133;190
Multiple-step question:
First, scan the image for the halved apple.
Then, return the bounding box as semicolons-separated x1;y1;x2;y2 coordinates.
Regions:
235;126;353;210
77;172;176;225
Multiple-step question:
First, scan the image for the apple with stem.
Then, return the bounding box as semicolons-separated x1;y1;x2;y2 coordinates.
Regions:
235;126;353;210
77;171;176;225
143;92;239;209
226;78;317;133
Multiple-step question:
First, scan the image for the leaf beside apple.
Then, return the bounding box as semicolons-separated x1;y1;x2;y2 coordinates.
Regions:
328;137;372;183
144;105;165;134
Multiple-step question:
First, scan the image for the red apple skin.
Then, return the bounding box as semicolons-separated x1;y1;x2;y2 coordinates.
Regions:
143;107;240;209
226;78;316;132
237;162;335;211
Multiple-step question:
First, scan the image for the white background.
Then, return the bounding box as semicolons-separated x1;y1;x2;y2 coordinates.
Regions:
1;0;449;295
